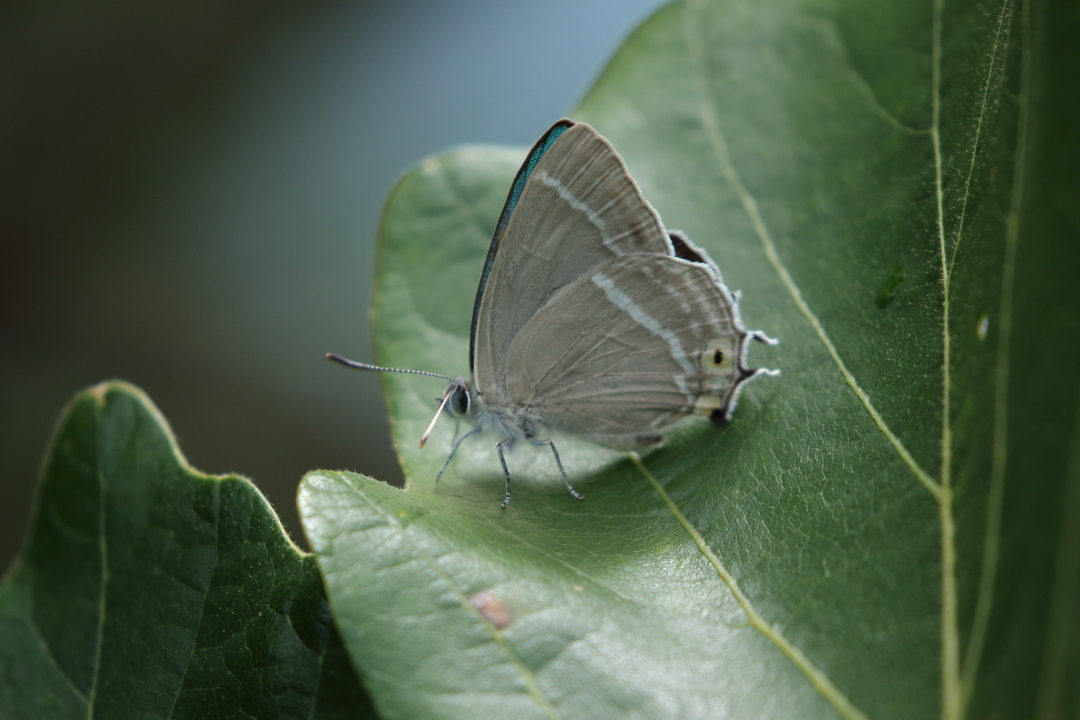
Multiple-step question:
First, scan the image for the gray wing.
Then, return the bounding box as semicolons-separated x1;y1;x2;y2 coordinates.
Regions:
501;253;750;446
474;122;673;399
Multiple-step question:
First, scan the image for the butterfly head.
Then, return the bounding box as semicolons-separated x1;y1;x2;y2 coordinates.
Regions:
444;380;472;418
418;377;475;448
324;353;474;449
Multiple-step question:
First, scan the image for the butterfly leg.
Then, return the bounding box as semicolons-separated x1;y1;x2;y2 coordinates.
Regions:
436;427;481;483
496;442;512;508
531;439;584;501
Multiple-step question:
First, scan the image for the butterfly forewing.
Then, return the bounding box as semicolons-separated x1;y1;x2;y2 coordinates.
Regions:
502;253;744;447
473;122;673;398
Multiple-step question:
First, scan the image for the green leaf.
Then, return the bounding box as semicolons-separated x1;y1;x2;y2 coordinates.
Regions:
0;382;376;720
300;1;1080;718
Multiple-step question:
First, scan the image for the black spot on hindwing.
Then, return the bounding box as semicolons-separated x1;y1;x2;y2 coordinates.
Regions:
669;231;708;265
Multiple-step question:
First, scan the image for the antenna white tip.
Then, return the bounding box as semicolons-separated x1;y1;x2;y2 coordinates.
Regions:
420;391;453;448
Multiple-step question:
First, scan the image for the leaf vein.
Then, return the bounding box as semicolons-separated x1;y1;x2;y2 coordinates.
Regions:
961;0;1026;712
682;0;941;500
930;0;963;716
165;483;220;720
947;0;1014;275
340;476;563;720
630;454;868;720
305;635;328;720
818;19;931;136
26;608;89;705
484;524;637;603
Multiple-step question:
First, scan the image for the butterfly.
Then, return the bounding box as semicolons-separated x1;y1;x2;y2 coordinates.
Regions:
328;119;777;507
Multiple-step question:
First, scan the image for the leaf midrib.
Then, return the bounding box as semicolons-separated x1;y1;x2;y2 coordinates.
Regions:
930;1;964;716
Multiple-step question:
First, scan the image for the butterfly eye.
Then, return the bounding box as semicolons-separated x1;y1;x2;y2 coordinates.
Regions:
448;386;471;417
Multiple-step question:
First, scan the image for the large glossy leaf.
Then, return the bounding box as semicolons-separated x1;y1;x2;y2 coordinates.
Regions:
0;383;376;720
300;0;1080;718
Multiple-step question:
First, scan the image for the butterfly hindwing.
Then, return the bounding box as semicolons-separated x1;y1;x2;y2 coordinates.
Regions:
501;252;747;446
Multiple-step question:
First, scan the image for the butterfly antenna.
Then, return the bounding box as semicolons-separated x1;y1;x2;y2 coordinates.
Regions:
325;353;453;380
419;391;454;449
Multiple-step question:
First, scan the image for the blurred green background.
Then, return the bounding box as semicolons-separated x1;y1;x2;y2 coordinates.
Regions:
0;0;666;573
